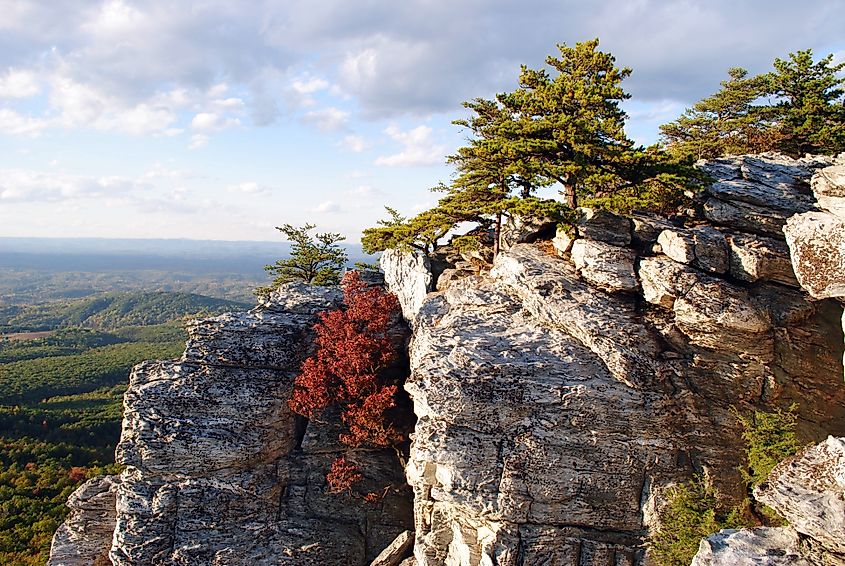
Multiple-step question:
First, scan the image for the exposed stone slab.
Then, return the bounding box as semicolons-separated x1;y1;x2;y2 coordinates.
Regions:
755;436;845;555
726;232;798;286
784;211;845;299
48;476;118;566
381;249;434;324
370;530;414;566
692;527;810;566
812;162;845;218
570;238;638;292
576;208;632;246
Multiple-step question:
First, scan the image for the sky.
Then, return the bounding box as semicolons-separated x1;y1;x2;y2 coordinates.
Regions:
0;1;842;243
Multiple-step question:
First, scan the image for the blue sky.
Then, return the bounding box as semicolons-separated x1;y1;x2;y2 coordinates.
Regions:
0;0;842;242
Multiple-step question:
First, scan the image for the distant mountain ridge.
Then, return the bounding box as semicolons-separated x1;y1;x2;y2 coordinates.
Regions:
0;291;249;332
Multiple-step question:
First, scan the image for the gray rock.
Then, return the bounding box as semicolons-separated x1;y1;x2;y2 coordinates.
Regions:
576;208;632;246
48;476;118;566
657;227;728;274
406;261;675;564
812;163;845;218
726;232;798;286
692;227;729;274
703;197;796;237
706;180;816;214
658;229;696;264
631;213;677;244
699;153;832;237
638;256;698;309
756;436;845;555
106;283;413;565
783;211;845;299
370;530;414;566
570;238;638;292
551;225;574;255
381;249;434;324
692;527;810;566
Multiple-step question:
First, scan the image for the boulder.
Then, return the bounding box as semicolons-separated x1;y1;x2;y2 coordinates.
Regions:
691;527;809;566
755;436;845;556
570;238;638;292
631;213;677;245
811;162;845;218
657;227;728;274
726;232;798;286
783;211;845;299
576;208;632;246
657;229;695;264
370;530;414;566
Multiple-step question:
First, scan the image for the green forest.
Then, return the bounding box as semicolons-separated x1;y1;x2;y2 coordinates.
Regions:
0;292;247;565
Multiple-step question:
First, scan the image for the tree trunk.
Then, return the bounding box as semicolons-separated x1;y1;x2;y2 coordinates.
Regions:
564;184;577;208
493;212;502;257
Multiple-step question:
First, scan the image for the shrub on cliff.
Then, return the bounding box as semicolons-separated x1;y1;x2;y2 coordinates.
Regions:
257;223;347;297
735;404;801;488
651;476;748;566
290;271;405;494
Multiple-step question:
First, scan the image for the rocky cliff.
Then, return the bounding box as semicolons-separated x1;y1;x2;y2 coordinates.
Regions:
692;155;845;566
49;283;413;566
49;153;845;566
387;152;845;565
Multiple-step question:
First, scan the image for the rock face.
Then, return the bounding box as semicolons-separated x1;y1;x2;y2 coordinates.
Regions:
48;476;118;566
381;153;845;565
50;153;845;566
52;282;413;566
693;437;845;566
381;249;434;325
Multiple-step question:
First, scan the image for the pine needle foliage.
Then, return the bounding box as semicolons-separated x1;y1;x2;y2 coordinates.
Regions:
257;223;347;297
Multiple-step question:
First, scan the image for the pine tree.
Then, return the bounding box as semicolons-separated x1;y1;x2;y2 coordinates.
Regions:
257;224;347;296
770;50;845;156
660;49;845;159
659;68;775;160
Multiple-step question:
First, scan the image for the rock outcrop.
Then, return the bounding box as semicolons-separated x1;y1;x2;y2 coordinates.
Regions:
48;476;118;566
693;436;845;566
52;282;413;565
384;153;845;565
694;154;845;566
49;153;845;566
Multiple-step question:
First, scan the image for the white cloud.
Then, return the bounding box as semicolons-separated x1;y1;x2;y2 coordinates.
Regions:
302;106;349;132
291;76;330;94
227;181;272;195
374;124;445;167
190;111;240;133
341;134;369;152
312;200;341;213
212;97;245;110
0;109;48;136
0;68;39;98
0;169;145;203
188;134;209;149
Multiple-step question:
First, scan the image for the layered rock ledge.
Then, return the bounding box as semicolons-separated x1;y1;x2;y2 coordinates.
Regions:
50;283;413;566
385;153;845;565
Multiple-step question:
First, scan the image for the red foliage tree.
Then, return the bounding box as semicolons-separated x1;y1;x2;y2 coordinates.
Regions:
289;271;404;448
